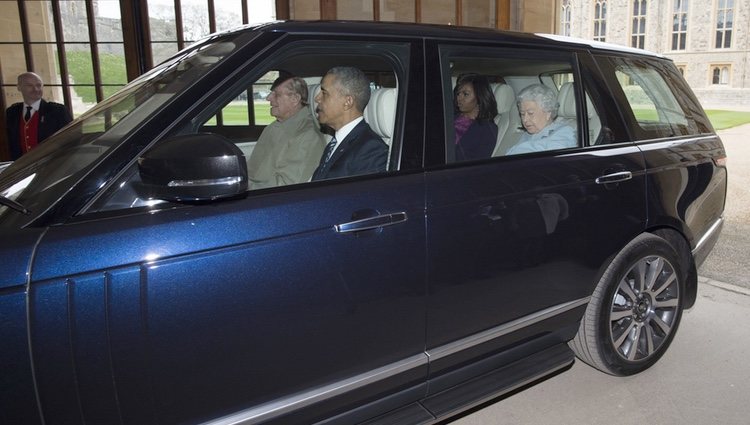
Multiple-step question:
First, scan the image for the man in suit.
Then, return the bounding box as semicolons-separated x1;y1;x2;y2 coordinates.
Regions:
6;72;72;160
311;66;388;181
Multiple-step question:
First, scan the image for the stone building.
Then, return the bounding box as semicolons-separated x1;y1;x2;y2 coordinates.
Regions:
559;0;750;108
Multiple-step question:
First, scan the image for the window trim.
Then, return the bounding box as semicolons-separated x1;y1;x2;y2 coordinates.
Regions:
710;64;731;85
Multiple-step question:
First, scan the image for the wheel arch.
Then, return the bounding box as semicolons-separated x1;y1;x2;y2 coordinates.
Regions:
649;227;698;309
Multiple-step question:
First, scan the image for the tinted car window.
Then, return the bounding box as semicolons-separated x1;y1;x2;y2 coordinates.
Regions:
440;47;581;162
87;42;408;213
596;55;713;140
0;33;252;226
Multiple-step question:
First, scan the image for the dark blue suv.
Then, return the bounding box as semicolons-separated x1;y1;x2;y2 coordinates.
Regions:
0;21;726;425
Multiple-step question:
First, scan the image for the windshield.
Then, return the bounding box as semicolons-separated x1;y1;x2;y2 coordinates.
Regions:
0;31;253;226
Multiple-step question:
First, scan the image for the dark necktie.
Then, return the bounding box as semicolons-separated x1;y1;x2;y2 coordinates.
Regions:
312;137;337;181
24;106;32;122
322;137;337;164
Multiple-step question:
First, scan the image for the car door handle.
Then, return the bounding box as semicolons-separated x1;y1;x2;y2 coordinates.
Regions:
595;171;632;185
334;212;408;233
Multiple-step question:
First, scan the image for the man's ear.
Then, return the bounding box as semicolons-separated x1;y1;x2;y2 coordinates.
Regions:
343;95;354;111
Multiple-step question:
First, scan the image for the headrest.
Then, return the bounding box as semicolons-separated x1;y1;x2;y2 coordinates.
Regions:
492;84;515;114
557;82;576;119
308;83;321;118
364;87;397;143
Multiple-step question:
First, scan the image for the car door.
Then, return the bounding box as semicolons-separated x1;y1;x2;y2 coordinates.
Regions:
0;226;44;425
26;35;428;425
422;42;648;393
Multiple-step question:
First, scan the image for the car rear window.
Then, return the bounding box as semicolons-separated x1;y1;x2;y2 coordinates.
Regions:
596;55;713;140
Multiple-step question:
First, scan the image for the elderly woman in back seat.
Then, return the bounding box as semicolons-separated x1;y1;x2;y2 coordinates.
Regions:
453;73;498;161
507;84;576;155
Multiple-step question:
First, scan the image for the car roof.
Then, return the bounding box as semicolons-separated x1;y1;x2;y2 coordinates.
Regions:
228;20;665;59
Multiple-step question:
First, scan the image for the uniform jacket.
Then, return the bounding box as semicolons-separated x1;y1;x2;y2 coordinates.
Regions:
6;99;72;160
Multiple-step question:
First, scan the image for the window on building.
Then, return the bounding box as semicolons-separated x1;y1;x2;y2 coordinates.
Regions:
715;0;733;49
594;1;607;42
711;65;730;85
1;1;275;119
560;0;572;36
461;0;497;28
672;0;688;50
631;0;647;49
0;1;128;118
147;0;274;66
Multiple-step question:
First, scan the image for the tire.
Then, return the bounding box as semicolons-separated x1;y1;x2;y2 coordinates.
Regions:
570;233;685;376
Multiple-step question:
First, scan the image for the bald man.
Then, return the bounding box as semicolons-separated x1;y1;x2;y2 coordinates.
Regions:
6;72;72;160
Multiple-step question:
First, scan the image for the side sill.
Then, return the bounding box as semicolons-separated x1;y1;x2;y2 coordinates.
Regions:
363;344;574;424
203;354;428;425
201;299;587;425
421;343;574;420
426;297;589;362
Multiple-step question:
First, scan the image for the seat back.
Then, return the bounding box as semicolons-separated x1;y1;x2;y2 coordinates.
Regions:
305;82;334;141
557;82;577;124
491;83;523;156
307;82;321;118
557;82;602;144
363;87;397;147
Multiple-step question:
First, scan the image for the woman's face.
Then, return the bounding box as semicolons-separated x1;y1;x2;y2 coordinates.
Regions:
519;100;553;134
455;83;480;118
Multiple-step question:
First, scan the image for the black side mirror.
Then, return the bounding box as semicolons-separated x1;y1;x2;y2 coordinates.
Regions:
137;133;247;202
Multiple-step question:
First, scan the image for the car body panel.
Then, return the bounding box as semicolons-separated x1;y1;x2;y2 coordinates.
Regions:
29;175;427;424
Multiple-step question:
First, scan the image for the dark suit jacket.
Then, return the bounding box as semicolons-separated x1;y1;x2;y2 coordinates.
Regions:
455;119;498;161
6;99;72;160
311;120;388;181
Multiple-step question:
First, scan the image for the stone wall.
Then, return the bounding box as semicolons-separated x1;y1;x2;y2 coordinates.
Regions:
564;0;750;109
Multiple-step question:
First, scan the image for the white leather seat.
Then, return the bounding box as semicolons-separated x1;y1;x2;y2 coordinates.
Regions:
307;82;321;118
557;82;602;144
306;82;334;141
491;83;523;156
363;87;397;147
556;82;577;125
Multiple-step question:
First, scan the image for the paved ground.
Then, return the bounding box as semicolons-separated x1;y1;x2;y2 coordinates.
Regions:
697;123;750;289
449;124;750;424
450;280;750;425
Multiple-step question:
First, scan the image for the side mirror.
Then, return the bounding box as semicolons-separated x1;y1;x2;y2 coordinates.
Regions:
137;133;247;202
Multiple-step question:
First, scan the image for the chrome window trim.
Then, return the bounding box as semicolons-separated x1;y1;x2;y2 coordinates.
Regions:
202;296;590;425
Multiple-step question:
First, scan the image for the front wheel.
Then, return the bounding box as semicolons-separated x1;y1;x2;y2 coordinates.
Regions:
570;233;685;376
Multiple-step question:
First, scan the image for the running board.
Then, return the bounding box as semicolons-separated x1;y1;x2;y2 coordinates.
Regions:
362;344;574;424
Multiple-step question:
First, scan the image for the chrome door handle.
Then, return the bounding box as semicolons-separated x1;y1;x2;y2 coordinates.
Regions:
334;212;408;233
595;171;632;185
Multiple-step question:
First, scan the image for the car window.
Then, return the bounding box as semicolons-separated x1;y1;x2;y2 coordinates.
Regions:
87;42;408;214
440;47;581;162
595;56;712;140
0;33;251;226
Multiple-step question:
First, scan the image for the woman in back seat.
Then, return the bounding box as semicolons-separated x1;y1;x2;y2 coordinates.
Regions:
507;84;575;155
453;74;498;161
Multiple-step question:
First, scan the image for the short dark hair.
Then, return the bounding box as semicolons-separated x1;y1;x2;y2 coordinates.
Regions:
326;66;371;112
454;73;498;122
